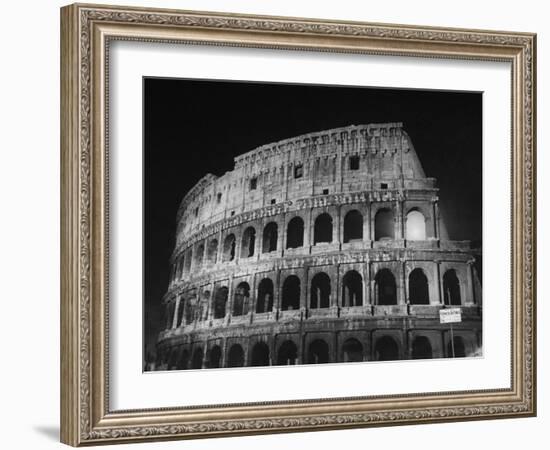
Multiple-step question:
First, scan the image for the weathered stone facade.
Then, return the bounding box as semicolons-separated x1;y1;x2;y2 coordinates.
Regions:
155;122;482;370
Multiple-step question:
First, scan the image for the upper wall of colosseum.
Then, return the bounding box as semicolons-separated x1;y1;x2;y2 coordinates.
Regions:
175;123;435;240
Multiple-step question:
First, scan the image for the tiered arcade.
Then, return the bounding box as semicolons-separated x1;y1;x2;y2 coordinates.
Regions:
155;123;482;370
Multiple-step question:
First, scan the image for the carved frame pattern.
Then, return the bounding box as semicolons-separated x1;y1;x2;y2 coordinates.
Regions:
60;3;536;446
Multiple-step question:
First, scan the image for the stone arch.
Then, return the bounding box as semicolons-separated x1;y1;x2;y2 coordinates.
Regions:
342;270;363;307
277;340;298;365
406;208;426;240
408;268;430;305
282;275;300;311
286;216;304;249
307;339;330;364
343;210;363;242
213;286;228;319
374;336;399;361
222;234;236;261
194;242;205;268
241;226;256;258
374;208;394;240
176;299;185;327
314;213;333;244
374;269;397;305
184;249;193;272
262;222;278;253
250;342;270;366
176;256;184;280
191;347;203;369
412;336;433;359
448;336;466;358
208;345;222;368
227;344;245;367
232;281;250;316
310;272;331;309
207;239;218;264
443;269;461;305
185;302;195;325
256;278;274;313
342;338;363;362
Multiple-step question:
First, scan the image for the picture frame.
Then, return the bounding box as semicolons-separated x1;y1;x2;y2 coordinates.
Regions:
60;2;536;446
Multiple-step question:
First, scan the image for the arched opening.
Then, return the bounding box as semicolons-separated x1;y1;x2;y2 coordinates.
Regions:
342;270;363;307
213;286;228;319
250;342;270;366
184;249;193;272
443;269;461;305
310;272;331;309
262;222;278;253
374;269;397;305
207;239;218;265
227;344;245;367
197;301;207;322
194;242;204;268
374;208;394;240
276;340;298;365
408;268;430;305
286;216;304;249
256;278;274;313
176;299;185;327
447;336;466;358
223;234;236;261
342;338;363;362
191;347;203;369
307;339;330;364
282;275;300;310
406;209;426;240
176;349;189;370
241;226;256;258
185;302;195;325
208;346;222;368
232;282;250;316
412;336;433;359
374;336;399;361
344;210;363;242
314;213;333;244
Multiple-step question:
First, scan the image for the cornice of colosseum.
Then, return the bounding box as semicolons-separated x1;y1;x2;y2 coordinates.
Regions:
176;122;412;221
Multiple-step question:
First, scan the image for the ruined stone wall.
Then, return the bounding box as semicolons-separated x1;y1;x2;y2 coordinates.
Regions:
175;123;436;243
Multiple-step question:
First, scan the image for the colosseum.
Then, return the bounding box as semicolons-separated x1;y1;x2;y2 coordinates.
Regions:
155;122;482;371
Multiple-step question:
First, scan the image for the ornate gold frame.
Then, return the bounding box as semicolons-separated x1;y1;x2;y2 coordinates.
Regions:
60;3;536;446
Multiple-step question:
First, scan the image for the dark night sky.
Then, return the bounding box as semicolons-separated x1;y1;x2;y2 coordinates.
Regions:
144;78;482;357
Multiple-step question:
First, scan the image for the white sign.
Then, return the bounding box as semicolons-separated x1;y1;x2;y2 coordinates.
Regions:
439;308;462;324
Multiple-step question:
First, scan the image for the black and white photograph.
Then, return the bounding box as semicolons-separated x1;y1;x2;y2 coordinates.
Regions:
143;78;483;371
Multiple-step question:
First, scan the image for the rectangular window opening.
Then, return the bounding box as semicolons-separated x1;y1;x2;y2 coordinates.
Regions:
349;155;360;170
